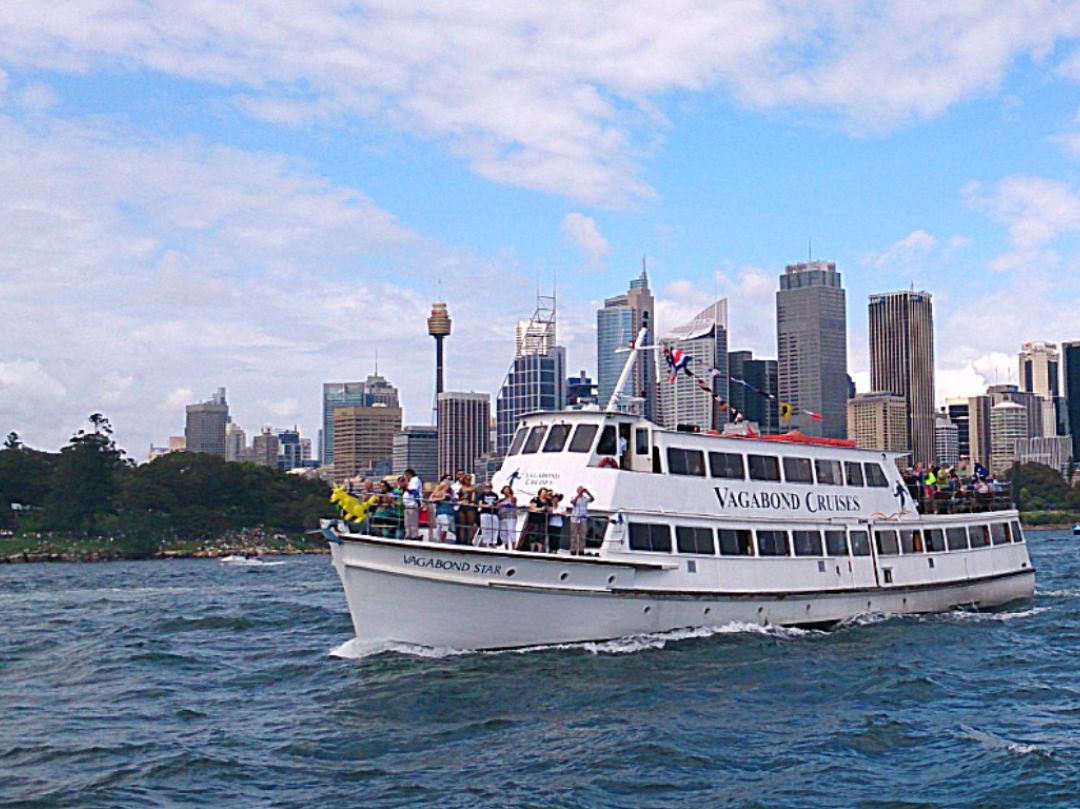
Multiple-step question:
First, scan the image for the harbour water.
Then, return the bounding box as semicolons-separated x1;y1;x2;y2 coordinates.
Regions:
1;531;1078;807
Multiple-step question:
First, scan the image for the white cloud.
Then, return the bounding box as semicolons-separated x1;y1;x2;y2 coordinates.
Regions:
560;212;609;268
871;229;937;273
1;3;1079;205
14;82;58;111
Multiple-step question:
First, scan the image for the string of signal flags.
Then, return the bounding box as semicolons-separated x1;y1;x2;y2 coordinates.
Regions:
661;346;823;425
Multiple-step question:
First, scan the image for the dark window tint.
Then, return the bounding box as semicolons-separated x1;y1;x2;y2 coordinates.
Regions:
709;451;745;480
970;525;991;548
757;530;790;556
628;522;672;553
875;529;899;555
597;425;617;455
522;426;547;454
667;448;706;477
825;530;849;556
508;428;528;456
864;463;889;487
568;424;598;453
925;529;946;552
850;530;871;556
585;516;607;549
900;529;924;554
816;459;842;486
793;530;823;556
1010;520;1024;543
676;526;715;555
946;527;969;550
845;461;865;487
635;429;650;455
990;523;1009;546
542;424;570;452
748;455;781;482
718;529;754;556
783;457;814;483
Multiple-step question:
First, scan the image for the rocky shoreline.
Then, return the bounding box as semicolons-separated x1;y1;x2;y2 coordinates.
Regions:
1;545;330;564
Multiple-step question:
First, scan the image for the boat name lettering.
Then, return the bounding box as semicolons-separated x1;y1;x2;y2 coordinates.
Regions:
713;488;861;514
402;554;502;575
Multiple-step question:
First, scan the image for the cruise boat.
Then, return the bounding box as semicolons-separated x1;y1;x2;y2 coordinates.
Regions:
325;333;1034;651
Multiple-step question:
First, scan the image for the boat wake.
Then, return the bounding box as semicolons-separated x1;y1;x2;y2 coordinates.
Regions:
329;621;818;661
959;724;1055;757
937;606;1050;623
219;556;285;568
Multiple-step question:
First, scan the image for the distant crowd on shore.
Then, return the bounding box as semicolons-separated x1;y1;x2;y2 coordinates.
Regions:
340;470;595;554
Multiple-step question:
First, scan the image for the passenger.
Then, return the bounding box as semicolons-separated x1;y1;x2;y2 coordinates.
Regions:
402;468;423;540
371;481;396;537
431;474;456;543
475;482;500;546
548;493;565;553
496;486;518;549
569;486;594;555
521;488;549;551
457;473;478;545
451;471;466;542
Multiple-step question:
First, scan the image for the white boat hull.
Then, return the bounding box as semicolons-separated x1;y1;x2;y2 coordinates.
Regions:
328;533;1035;651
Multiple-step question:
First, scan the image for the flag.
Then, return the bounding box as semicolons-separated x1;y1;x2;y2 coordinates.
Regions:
803;409;824;421
779;402;794;421
973;461;988;480
665;347;691;382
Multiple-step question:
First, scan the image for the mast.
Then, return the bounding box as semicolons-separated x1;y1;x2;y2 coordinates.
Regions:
606;312;651;414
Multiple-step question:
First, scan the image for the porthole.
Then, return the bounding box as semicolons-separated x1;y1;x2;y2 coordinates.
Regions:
559;572;568;582
704;607;711;616
805;603;812;611
506;568;516;578
643;605;652;615
607;575;616;585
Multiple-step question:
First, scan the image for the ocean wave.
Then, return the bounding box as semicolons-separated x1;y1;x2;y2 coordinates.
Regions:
938;606;1051;623
959;724;1055;757
1037;588;1080;598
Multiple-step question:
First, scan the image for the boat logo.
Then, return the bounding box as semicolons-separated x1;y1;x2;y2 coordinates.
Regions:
713;487;861;514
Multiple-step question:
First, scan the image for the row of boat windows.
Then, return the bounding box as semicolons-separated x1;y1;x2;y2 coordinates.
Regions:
626;520;1025;557
507;422;891;488
667;448;889;488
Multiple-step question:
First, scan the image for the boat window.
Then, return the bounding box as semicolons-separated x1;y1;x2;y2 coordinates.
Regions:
652;446;662;473
596;425;617;456
1010;520;1024;543
718;528;754;556
825;530;849;556
667;448;706;477
748;455;781;482
925;528;946;552
990;523;1009;546
676;526;715;555
585;516;607;549
568;424;598;453
900;529;924;554
709;451;745;480
628;522;672;553
507;428;527;456
850;530;871;556
970;525;991;548
756;530;790;557
875;529;899;555
793;529;823;556
542;424;570;452
783;457;814;484
946;527;969;550
864;463;889;488
844;461;865;487
635;429;650;455
522;426;547;454
815;459;842;486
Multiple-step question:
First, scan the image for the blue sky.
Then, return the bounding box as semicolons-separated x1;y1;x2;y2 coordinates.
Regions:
3;2;1080;454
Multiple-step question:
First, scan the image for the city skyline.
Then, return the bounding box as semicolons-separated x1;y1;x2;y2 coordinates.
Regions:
5;7;1080;452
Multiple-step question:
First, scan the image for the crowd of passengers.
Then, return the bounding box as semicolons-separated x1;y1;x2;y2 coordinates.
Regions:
341;470;597;555
902;462;1011;513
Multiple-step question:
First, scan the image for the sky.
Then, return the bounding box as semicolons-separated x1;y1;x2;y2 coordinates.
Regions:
3;1;1080;456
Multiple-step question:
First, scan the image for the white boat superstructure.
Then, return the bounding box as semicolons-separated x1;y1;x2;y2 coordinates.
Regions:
326;405;1035;650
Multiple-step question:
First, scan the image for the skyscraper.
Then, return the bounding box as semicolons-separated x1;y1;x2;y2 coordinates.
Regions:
332;404;403;483
597;267;655;417
847;393;909;458
250;427;280;468
990;401;1026;475
945;398;970;463
776;261;848;438
567;371;598;407
428;301;452;398
657;301;728;431
224;421;246;462
728;350;779;434
322;374;400;465
438;392;491;477
1019;341;1064;438
184;387;229;457
1063;341;1080;462
393;425;438;484
868;290;936;466
934;415;959;466
278;427;303;471
496;296;567;455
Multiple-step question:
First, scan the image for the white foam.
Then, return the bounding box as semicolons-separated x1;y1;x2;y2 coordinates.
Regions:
960;724;1054;757
942;606;1050;623
1037;588;1080;598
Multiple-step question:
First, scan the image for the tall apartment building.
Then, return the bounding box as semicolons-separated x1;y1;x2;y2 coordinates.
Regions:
250;427;280;468
868;290;936;466
990;401;1026;475
728;350;779;434
322;373;400;465
567;371;599;407
945;398;970;463
392;425;438;485
1064;341;1080;463
224;421;246;462
277;428;303;471
437;392;490;478
332;404;402;483
657;301;729;432
1019;341;1066;438
776;261;848;438
184;387;229;457
934;416;960;467
597;268;655;417
847;393;909;460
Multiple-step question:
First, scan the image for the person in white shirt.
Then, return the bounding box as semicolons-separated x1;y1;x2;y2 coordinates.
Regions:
569;486;594;555
402;469;423;540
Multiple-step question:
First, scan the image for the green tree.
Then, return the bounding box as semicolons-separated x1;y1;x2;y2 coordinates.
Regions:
42;414;129;535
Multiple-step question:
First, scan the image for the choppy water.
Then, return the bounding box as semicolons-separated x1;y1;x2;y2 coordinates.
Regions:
1;532;1079;808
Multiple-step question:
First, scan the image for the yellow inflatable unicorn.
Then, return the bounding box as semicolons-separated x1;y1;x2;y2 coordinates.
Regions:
330;486;376;522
